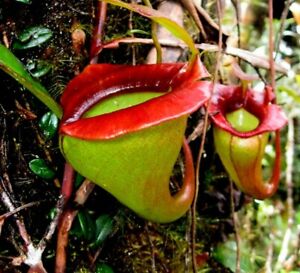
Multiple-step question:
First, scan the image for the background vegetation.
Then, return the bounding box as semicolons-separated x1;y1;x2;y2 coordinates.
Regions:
0;0;299;272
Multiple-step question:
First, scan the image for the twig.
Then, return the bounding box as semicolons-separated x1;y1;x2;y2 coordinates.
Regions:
73;179;95;204
231;0;241;50
0;201;39;237
55;180;95;273
190;93;209;273
38;195;65;251
229;180;241;273
55;208;77;273
54;171;75;273
142;0;162;64
0;176;53;271
274;116;295;272
54;164;75;273
129;0;137;65
0;201;39;221
60;163;75;204
265;232;274;273
180;0;207;40
0;176;31;246
275;0;293;60
191;1;224;272
90;1;107;64
268;0;276;90
102;38;288;74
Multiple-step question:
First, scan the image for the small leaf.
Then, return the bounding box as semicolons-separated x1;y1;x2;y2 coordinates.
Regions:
95;263;114;273
39;111;58;139
13;26;53;50
296;74;300;85
213;240;258;273
15;0;32;4
75;173;85;188
27;60;52;78
91;214;114;247
77;211;96;241
126;29;150;36
278;85;300;104
29;158;55;180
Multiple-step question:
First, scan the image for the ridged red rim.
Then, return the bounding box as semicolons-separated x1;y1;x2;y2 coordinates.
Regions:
209;85;287;137
59;57;211;140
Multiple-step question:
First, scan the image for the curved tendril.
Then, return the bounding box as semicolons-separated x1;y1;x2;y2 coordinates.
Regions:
252;130;281;199
174;138;195;204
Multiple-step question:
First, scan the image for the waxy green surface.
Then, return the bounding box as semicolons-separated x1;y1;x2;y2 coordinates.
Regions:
61;92;192;222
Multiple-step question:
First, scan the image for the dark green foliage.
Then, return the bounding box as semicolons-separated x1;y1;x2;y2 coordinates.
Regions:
95;263;115;273
39;111;58;139
15;0;32;4
73;211;115;248
29;158;56;180
13;26;53;50
27;60;52;78
92;214;115;248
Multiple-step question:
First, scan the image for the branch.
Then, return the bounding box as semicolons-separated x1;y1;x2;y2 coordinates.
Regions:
274;116;295;272
101;38;288;74
0;177;31;246
268;0;276;90
229;180;241;273
191;1;224;272
55;180;95;273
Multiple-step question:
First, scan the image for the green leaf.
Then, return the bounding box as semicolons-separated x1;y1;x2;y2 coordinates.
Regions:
75;173;85;188
296;74;300;85
213;240;258;273
77;211;96;241
91;214;114;247
103;0;198;59
15;0;32;4
26;60;52;78
278;85;300;104
0;44;62;118
39;111;58;139
29;158;55;180
13;26;53;50
295;207;300;225
126;29;150;36
95;263;114;273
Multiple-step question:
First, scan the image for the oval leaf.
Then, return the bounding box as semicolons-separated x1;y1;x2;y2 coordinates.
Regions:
39;111;58;139
77;211;96;241
92;214;114;247
13;26;53;50
29;158;55;180
15;0;32;4
27;60;52;78
95;263;114;273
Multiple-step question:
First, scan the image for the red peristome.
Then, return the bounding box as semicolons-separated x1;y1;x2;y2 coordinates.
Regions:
209;84;287;137
60;57;210;140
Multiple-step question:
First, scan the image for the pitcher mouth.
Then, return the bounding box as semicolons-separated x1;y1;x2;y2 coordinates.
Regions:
209;85;287;138
59;56;210;140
